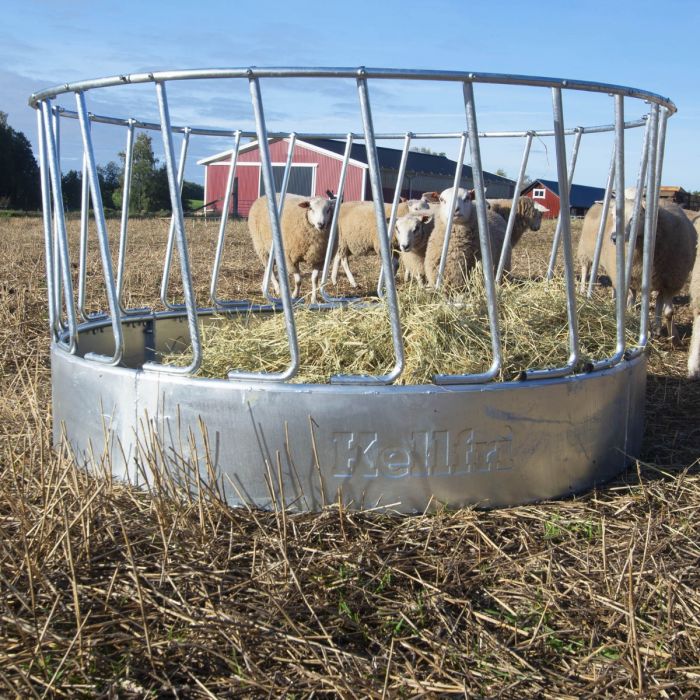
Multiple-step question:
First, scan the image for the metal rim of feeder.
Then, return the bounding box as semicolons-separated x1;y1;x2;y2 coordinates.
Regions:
32;67;672;511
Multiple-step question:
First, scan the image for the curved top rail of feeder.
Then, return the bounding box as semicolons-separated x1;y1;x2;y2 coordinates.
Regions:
48;105;650;139
28;66;677;114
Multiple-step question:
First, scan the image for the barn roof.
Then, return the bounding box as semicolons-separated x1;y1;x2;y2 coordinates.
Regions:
198;137;514;184
304;138;513;183
524;179;606;209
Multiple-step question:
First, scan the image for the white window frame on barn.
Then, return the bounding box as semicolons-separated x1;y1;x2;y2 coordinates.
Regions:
533;188;546;199
257;163;317;198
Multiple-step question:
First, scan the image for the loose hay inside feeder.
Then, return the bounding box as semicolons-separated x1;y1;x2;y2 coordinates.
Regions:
164;275;642;383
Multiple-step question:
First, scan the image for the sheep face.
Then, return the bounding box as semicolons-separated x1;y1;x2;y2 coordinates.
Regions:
438;187;474;224
531;208;543;231
407;198;430;214
298;197;335;231
394;214;433;252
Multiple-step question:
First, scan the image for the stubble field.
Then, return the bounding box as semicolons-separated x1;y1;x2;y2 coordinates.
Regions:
0;214;698;697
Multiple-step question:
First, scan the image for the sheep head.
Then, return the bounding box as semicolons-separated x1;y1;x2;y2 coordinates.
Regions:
439;187;475;224
298;196;335;231
394;213;434;252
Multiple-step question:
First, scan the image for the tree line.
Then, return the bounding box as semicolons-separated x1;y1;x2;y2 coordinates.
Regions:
0;113;203;213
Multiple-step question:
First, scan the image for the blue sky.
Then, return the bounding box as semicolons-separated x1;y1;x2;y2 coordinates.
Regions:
2;0;699;192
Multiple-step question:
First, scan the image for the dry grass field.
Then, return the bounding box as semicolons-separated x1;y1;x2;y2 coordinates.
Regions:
1;213;699;697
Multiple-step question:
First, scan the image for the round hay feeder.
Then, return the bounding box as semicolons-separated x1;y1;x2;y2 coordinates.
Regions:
30;67;674;511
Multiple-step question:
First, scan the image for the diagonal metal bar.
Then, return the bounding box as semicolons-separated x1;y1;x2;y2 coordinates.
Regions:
209;130;245;309
159;128;191;310
143;82;201;375
434;80;502;384
496;131;533;282
526;88;579;379
587;144;615;297
75;91;124;365
331;71;404;385
546;127;583;278
228;76;299;382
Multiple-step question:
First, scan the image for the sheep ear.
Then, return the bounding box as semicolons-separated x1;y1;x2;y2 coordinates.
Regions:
421;215;433;224
467;190;476;200
425;191;439;202
399;196;407;203
298;201;311;209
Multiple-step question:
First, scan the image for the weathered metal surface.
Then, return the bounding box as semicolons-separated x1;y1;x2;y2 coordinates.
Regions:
52;317;647;512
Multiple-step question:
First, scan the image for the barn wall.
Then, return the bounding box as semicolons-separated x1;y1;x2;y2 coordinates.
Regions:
523;185;560;219
204;139;366;217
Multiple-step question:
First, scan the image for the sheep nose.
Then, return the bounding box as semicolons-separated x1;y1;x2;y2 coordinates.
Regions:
400;244;409;252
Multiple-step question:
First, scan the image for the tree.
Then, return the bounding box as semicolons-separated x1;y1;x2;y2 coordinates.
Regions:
0;111;41;210
412;146;447;158
121;133;159;214
495;168;508;178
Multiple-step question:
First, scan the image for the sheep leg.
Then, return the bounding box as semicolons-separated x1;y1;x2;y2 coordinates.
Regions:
269;271;281;296
579;262;589;294
310;269;319;305
340;257;358;288
292;265;302;298
626;287;636;309
660;291;680;347
331;253;341;285
688;312;700;379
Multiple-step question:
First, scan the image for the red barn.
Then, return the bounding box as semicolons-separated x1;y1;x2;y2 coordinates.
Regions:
198;137;368;217
199;137;517;217
521;179;606;219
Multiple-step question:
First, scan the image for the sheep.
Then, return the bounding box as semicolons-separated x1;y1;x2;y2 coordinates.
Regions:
688;220;700;378
486;196;542;247
579;197;696;345
331;200;409;287
424;187;509;291
248;193;335;303
393;213;435;285
576;201;605;294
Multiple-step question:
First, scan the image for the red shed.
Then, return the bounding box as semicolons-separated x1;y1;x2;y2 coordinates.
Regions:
198;137;368;217
521;179;606;220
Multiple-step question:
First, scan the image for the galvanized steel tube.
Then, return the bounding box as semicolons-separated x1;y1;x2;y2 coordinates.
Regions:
227;77;299;382
77;152;91;321
434;81;502;385
209;130;243;309
587;146;615;297
331;73;404;385
546;128;582;279
75;91;124;365
143;83;201;375
526;88;578;380
496;131;533;283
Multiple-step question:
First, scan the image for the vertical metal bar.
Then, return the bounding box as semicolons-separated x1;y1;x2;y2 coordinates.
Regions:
75;91;124;365
77;151;91;321
210;130;242;308
262;132;297;302
377;131;412;297
435;132;468;290
593;94;626;370
587;145;616;297
623;114;651;297
320;133;356;303
496;131;533;282
546;127;583;279
36;106;57;340
228;76;299;382
51;106;63;331
434;81;501;384
41;100;77;354
116;120;141;313
526;88;579;380
159;128;191;310
143;83;201;375
331;71;404;385
632;104;660;353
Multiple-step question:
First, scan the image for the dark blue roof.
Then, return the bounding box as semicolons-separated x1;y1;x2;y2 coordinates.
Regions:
527;178;606;209
304;138;513;183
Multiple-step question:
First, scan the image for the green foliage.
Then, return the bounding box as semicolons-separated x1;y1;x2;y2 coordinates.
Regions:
0;111;40;210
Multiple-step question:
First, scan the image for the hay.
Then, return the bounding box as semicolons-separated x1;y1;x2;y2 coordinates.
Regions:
167;274;641;383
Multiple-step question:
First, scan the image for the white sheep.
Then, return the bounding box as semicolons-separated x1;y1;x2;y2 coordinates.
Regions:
393;213;435;285
576;201;605;294
687;216;700;378
331;200;409;287
579;197;696;345
424;187;509;291
248;194;335;303
486;196;542;247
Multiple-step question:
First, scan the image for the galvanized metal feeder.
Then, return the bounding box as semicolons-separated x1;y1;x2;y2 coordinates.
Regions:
29;68;674;511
